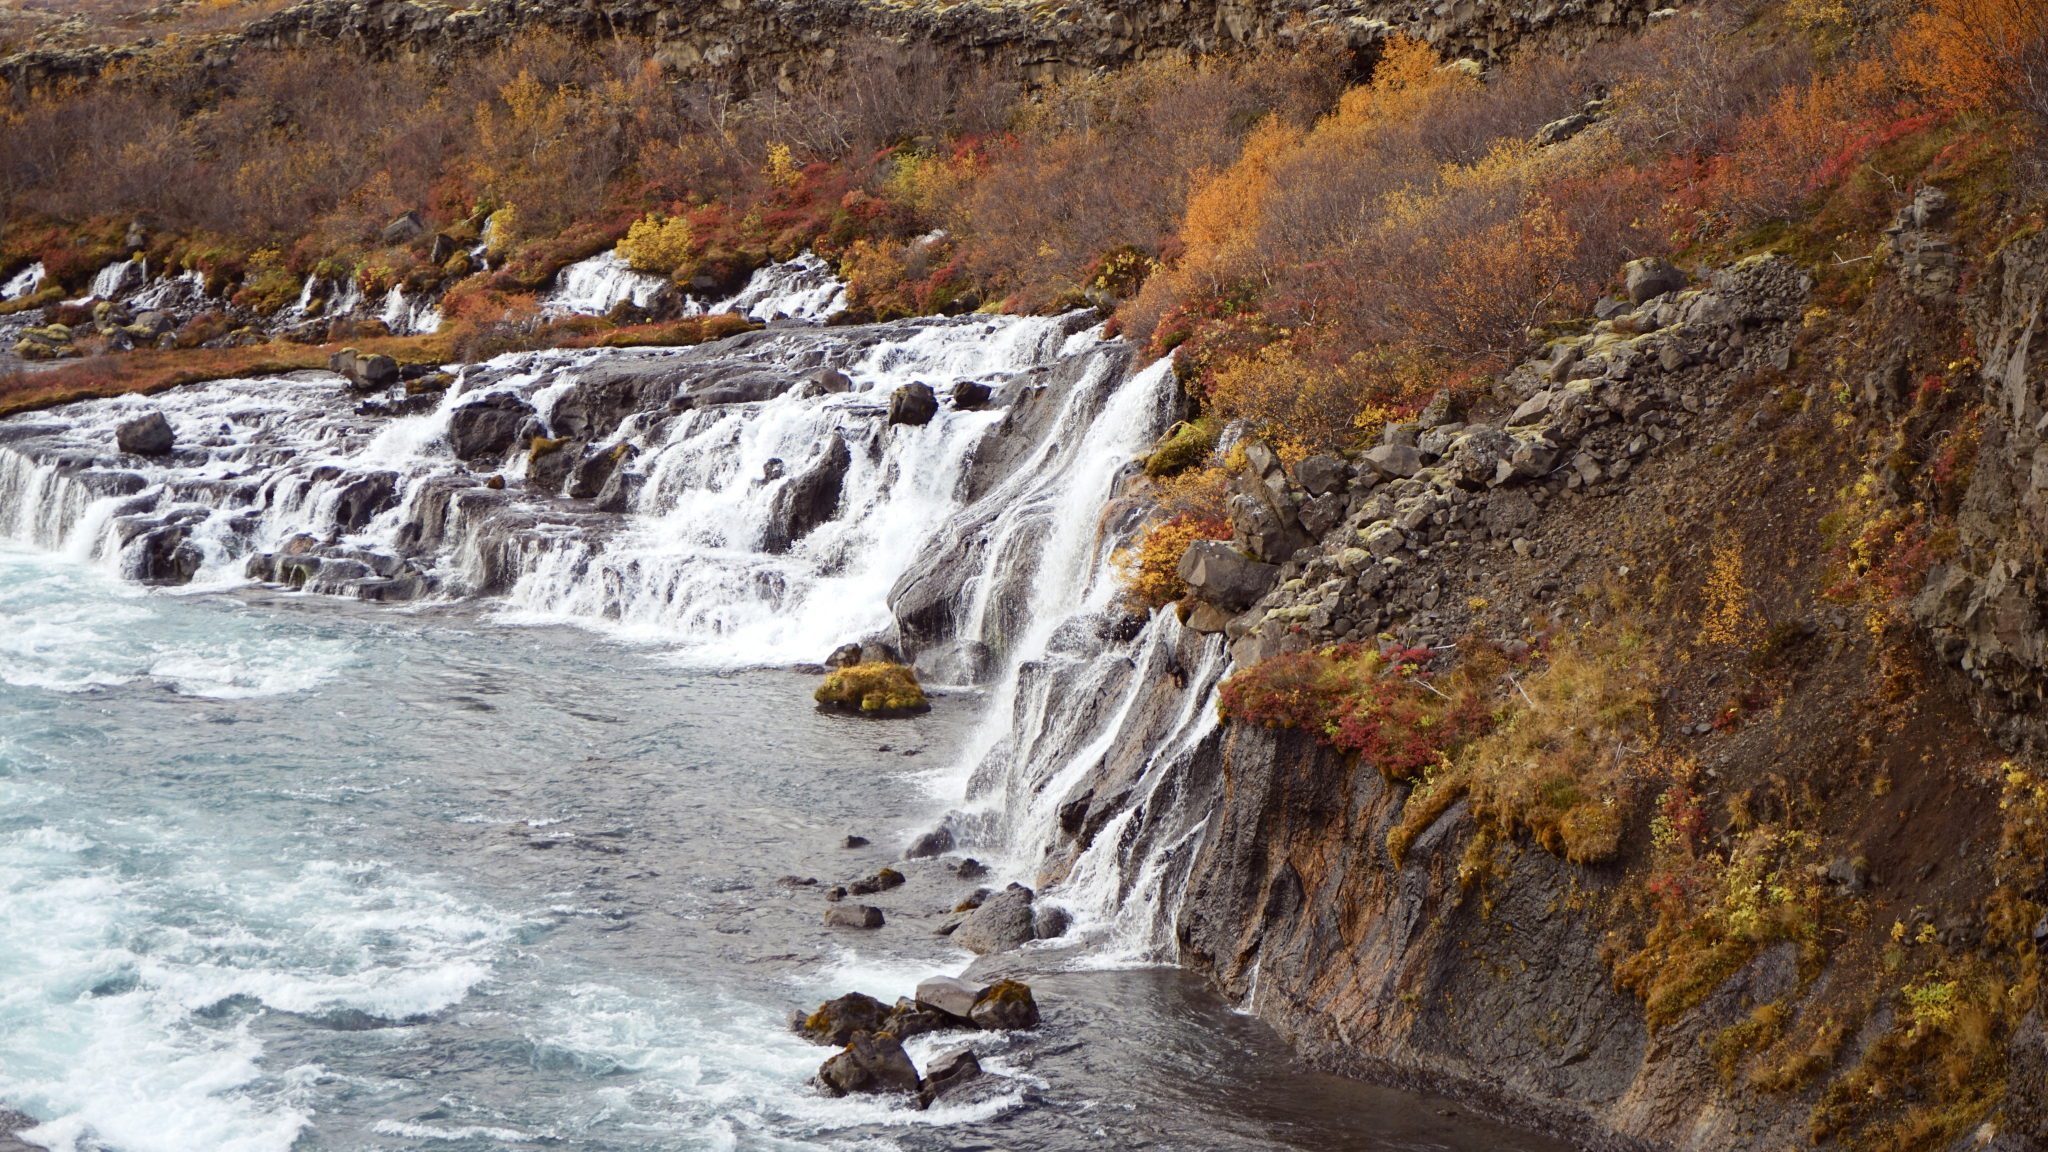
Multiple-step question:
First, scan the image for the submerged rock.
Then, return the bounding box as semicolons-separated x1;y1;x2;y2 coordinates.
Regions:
824;903;885;929
814;663;930;716
817;1030;922;1097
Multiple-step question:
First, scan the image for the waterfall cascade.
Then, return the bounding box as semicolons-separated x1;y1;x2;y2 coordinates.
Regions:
0;258;1222;966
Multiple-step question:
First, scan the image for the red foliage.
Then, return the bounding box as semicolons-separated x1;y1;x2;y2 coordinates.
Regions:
1216;645;1497;781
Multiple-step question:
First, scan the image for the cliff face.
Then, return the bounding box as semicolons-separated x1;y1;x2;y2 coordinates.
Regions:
3;0;1666;92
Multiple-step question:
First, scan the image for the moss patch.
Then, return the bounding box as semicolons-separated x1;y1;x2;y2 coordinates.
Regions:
815;663;931;716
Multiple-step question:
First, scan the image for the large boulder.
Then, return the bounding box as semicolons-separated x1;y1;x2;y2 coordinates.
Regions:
115;412;174;455
796;367;853;399
967;978;1041;1030
794;992;890;1045
1359;443;1422;480
952;883;1035;954
1292;454;1348;496
1624;257;1686;304
888;383;939;427
328;348;399;393
1176;540;1279;611
951;381;992;408
763;433;850;553
447;393;537;462
880;997;959;1041
381;210;425;246
330;472;399;532
526;437;585;495
913;975;987;1019
817;1030;922;1097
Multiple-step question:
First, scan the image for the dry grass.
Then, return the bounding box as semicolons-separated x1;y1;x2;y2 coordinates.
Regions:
1387;613;1659;876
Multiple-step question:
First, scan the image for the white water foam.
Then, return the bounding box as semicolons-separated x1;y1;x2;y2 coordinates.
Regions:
543;251;671;316
3;262;44;300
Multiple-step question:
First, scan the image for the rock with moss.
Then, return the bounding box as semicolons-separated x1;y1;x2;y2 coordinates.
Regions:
814;663;930;716
792;991;890;1046
968;979;1041;1030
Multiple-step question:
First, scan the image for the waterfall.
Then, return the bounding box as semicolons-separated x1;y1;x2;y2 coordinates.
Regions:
543;251;670;315
2;262;44;300
380;285;443;335
0;258;1218;963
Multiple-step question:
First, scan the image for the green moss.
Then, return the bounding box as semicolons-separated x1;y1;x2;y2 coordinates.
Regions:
814;663;930;715
530;436;567;458
1145;416;1220;477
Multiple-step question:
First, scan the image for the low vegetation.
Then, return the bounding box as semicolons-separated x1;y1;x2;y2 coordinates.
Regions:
814;663;930;715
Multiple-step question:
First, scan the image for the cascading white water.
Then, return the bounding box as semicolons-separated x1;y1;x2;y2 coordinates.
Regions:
2;262;44;300
542;251;670;315
0;255;1218;964
714;252;846;321
379;285;442;335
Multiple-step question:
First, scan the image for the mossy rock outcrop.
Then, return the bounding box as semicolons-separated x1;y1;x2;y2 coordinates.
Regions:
814;662;930;716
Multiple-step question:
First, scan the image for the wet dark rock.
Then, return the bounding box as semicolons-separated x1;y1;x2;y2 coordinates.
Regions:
967;978;1041;1030
591;467;641;513
115;412;174;455
796;368;852;399
824;885;849;901
840;833;870;848
1032;905;1072;940
913;975;987;1019
882;997;960;1040
904;826;954;859
776;875;819;887
951;381;992;408
817;1030;921;1097
917;1045;984;1108
848;867;904;896
568;442;631;500
526;437;585;495
763;433;850;553
953;883;1035;954
826;644;864;669
331;472;399;532
889;383;939;427
824;903;885;929
955;858;989;880
447;394;536;462
860;640;905;665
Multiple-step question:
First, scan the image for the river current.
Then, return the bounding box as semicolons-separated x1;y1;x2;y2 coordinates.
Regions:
0;257;1570;1152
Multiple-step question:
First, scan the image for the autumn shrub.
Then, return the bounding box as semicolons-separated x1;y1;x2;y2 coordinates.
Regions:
1112;512;1232;610
1385;619;1657;873
1219;642;1501;785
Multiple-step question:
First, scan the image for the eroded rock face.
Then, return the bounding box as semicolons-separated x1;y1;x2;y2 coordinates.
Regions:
5;0;1672;96
763;433;850;553
1913;230;2048;749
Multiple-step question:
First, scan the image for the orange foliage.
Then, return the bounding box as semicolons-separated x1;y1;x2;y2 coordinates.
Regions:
1894;0;2048;118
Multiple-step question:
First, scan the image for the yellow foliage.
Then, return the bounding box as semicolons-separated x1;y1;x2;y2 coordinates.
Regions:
765;143;800;189
1699;541;1766;648
1113;512;1232;610
1206;343;1379;461
616;213;695;274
